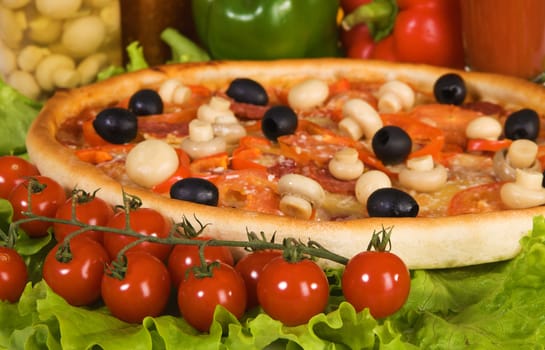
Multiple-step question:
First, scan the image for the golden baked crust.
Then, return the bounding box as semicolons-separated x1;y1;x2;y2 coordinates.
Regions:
26;58;545;269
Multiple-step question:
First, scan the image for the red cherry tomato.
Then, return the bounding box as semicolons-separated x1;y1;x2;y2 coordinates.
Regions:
9;176;67;237
101;251;171;323
342;250;411;318
178;262;247;332
43;237;110;306
0;246;28;302
167;237;234;288
54;191;114;243
103;207;172;261
257;257;329;326
234;250;282;309
0;156;39;198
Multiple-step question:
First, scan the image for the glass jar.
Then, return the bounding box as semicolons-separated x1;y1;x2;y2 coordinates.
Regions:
0;0;122;100
460;0;545;80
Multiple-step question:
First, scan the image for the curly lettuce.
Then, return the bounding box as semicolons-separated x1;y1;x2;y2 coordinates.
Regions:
0;79;42;155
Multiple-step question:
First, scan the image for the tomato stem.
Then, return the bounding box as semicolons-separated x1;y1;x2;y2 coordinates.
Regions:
367;225;393;252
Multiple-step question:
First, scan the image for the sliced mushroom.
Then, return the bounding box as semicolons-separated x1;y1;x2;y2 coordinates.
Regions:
277;174;325;219
180;119;227;159
377;80;415;113
398;155;448;192
338;98;382;141
328;147;364;181
493;139;541;181
500;169;545;209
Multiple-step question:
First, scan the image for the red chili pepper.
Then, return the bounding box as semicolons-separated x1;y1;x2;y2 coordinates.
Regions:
342;0;465;68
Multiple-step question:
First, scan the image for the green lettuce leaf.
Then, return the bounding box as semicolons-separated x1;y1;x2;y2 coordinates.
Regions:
0;79;42;155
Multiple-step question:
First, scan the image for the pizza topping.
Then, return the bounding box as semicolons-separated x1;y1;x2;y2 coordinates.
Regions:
328;147;365;181
366;187;419;218
197;96;235;123
506;139;539;169
226;78;268;106
493;140;542;181
93;107;138;144
372;125;412;165
261;105;298;141
433;73;467;105
278;173;325;219
504;108;540;141
128;89;164;116
500;169;545;209
398;155;448;193
355;170;392;207
287;78;329;111
158;78;191;105
180;119;227;159
125;139;179;188
338;98;382;140
170;177;219;206
377;80;415;113
465;116;503;141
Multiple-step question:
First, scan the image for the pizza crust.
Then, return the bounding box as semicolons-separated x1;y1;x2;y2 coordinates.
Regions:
26;58;545;269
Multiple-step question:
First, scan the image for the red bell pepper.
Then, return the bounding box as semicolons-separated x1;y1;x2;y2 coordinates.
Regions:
341;0;465;68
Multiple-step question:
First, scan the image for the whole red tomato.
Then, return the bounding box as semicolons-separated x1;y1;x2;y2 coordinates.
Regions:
9;176;67;237
43;237;110;306
54;190;114;243
342;250;410;318
103;207;172;261
0;246;28;302
167;237;234;288
234;250;282;309
178;262;247;332
0;156;39;198
257;257;329;326
101;251;171;323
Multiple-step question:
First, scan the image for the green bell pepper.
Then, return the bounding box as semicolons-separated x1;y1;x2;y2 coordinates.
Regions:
191;0;341;60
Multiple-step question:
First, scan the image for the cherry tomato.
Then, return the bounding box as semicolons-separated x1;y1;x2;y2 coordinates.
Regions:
0;246;28;302
178;262;247;332
234;250;282;309
342;250;411;318
54;191;114;243
257;257;329;326
101;251;171;323
167;237;234;289
103;207;172;261
0;156;39;199
9;176;67;237
43;237;110;306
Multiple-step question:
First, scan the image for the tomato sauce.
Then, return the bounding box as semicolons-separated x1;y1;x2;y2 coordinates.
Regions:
460;0;545;79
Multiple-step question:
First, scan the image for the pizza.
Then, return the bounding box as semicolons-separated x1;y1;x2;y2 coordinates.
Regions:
25;58;545;269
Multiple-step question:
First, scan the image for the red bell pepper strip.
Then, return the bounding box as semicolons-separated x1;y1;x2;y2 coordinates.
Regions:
152;149;191;194
342;0;465;68
231;136;275;171
466;139;512;153
189;152;230;180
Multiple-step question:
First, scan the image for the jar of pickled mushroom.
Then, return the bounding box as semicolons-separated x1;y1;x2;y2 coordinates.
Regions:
0;0;122;100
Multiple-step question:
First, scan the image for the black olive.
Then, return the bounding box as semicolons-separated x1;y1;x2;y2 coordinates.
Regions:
170;177;219;206
226;78;268;106
504;108;540;141
128;89;163;116
261;105;298;141
433;73;467;105
372;126;412;165
367;188;419;217
93;107;137;144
